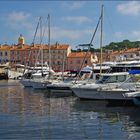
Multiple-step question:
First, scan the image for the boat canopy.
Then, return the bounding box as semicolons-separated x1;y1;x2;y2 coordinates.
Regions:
129;70;140;74
81;65;92;72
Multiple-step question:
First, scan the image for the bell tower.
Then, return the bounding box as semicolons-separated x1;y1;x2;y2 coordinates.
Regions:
18;34;25;45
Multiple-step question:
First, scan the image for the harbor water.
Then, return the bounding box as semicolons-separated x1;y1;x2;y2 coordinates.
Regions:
0;80;140;139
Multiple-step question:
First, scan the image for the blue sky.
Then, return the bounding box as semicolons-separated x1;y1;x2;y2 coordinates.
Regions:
0;1;140;49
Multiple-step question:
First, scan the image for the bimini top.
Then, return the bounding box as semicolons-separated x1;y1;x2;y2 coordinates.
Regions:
129;70;140;74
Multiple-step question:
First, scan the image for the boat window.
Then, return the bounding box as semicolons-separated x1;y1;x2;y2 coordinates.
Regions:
106;75;117;83
96;76;110;83
117;75;127;82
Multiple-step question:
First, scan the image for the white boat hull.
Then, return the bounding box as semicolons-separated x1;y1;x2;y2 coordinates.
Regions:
72;87;133;100
8;70;23;79
20;79;33;87
32;80;49;89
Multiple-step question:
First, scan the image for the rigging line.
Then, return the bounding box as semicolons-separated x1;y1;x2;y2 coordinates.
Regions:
33;16;49;71
100;4;104;74
32;17;41;44
89;15;102;46
23;17;41;75
30;17;43;73
74;13;102;83
104;8;115;41
48;14;51;73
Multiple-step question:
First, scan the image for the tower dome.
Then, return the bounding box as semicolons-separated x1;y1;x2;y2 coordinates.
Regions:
18;34;25;45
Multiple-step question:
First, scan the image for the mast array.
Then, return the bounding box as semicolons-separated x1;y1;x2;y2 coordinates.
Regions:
100;5;104;74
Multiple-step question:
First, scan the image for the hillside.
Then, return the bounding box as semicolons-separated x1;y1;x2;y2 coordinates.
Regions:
72;40;140;52
102;40;140;51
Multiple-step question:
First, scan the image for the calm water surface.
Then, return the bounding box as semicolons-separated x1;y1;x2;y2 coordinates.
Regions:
0;80;140;139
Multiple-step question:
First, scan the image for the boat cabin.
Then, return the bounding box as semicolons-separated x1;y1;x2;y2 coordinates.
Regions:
96;72;130;84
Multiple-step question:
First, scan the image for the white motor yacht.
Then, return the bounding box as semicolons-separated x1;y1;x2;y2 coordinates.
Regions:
71;72;140;100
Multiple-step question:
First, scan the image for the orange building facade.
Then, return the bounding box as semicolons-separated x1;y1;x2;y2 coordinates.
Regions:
9;43;71;71
0;44;11;63
0;35;99;72
67;52;98;71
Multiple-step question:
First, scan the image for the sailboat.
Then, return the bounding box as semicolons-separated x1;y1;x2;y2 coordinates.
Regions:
31;14;56;90
46;5;105;94
20;17;53;88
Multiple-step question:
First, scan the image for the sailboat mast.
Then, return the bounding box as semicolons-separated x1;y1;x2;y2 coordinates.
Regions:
40;17;43;71
48;14;51;72
100;5;104;74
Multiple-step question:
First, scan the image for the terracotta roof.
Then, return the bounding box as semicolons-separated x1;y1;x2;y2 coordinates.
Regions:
67;52;92;58
0;44;70;51
111;48;140;55
125;48;139;53
0;45;11;50
43;44;69;50
10;45;31;51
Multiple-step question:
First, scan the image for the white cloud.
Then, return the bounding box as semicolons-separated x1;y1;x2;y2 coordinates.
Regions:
114;32;124;38
117;1;140;16
128;30;140;41
62;16;92;24
113;30;140;42
8;11;30;22
70;1;86;9
51;26;92;40
6;11;33;30
131;30;140;41
132;30;140;36
61;1;86;10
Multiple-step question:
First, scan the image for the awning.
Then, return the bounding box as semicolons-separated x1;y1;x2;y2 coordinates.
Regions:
129;70;140;74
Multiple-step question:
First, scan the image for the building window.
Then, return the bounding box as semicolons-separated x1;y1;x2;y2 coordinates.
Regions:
5;52;7;56
70;61;72;64
85;60;87;64
45;50;49;53
57;61;61;65
0;52;2;56
77;60;80;64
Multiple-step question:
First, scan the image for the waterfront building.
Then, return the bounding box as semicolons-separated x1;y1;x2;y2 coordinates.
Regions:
110;48;140;61
10;42;71;71
43;43;71;71
67;51;97;71
10;45;31;66
0;35;99;72
0;44;11;64
96;51;112;62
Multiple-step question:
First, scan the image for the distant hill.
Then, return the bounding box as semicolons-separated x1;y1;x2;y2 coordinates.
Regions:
101;40;140;52
72;40;140;53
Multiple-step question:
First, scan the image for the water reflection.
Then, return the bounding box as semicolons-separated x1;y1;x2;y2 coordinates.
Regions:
0;80;140;139
0;81;74;118
73;99;140;139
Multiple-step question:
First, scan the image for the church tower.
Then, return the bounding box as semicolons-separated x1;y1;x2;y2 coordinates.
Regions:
18;34;25;45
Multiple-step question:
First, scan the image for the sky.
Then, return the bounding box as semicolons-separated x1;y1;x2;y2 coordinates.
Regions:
0;1;140;49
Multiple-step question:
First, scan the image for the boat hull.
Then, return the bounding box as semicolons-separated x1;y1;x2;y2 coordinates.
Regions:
72;87;132;100
20;79;33;87
32;80;51;90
